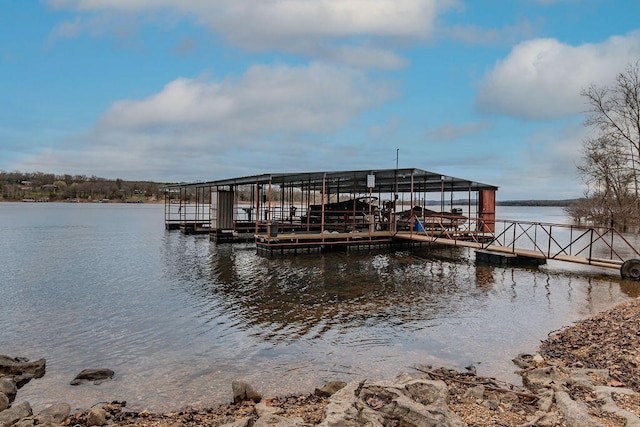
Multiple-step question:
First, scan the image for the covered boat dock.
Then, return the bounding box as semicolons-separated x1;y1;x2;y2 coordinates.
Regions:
163;167;498;250
164;167;640;280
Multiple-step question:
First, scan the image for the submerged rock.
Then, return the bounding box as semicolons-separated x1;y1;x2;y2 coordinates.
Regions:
70;368;115;385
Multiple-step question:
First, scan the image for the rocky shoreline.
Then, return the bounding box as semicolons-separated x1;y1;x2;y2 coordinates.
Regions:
2;297;639;426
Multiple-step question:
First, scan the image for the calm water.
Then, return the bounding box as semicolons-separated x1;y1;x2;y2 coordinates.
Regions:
0;203;638;412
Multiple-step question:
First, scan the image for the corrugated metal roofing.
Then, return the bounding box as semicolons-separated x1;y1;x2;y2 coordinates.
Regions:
164;168;498;193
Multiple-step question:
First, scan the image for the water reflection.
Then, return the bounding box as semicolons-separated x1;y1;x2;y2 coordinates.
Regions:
165;240;495;344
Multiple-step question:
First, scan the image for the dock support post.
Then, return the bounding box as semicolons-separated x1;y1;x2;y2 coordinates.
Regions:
478;190;496;233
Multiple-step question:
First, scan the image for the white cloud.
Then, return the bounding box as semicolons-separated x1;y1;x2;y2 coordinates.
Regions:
48;0;455;68
476;32;640;120
443;19;538;46
425;121;491;141
11;63;396;180
99;63;392;134
53;0;444;38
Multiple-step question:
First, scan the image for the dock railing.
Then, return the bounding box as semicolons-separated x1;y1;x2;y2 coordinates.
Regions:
164;202;211;231
409;213;640;271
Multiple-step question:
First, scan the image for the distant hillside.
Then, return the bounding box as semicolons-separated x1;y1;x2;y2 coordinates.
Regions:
0;171;168;203
496;199;578;207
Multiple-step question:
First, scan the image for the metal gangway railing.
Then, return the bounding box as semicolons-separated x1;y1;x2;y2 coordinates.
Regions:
164;202;211;231
404;214;640;280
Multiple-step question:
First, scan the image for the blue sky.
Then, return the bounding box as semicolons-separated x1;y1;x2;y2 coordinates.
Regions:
2;0;640;199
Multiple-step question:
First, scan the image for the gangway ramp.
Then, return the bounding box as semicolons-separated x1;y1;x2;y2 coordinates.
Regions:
396;216;640;280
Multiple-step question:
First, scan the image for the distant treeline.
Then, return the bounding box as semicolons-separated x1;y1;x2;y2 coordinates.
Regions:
0;171;167;202
496;199;578;208
497;199;578;207
428;198;578;207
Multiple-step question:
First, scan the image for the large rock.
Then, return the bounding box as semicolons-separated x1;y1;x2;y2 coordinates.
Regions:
232;381;262;404
319;378;465;427
0;394;8;413
0;401;32;427
0;356;45;388
0;380;16;403
36;403;71;424
86;407;107;426
70;369;114;386
520;366;564;392
555;391;603;427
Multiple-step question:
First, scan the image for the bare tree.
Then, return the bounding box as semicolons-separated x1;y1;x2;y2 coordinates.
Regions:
572;61;640;228
570;135;636;227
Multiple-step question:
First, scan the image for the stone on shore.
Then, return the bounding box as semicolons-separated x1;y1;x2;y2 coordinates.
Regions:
232;380;262;404
219;417;253;427
254;414;311;426
0;380;16;404
314;381;346;398
319;377;465;427
0;394;8;413
70;368;115;386
0;356;45;388
255;401;283;417
35;403;71;425
0;401;32;427
86;407;108;426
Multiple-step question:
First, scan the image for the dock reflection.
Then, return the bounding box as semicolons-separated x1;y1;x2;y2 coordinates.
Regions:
208;248;492;342
162;235;494;343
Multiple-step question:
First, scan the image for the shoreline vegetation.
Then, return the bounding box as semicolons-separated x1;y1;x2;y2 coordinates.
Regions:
0;171;166;204
3;297;638;426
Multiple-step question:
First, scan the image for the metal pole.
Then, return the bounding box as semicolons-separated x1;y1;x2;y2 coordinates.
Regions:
410;170;414;237
267;178;272;238
321;173;326;237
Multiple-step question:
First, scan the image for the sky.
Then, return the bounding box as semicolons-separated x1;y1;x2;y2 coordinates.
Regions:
2;1;640;200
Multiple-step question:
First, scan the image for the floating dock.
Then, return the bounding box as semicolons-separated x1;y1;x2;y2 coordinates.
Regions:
164;167;640;280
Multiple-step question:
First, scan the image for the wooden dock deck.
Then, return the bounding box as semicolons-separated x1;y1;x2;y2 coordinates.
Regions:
255;230;397;254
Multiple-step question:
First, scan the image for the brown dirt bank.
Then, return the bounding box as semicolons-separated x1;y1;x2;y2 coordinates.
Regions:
59;296;640;426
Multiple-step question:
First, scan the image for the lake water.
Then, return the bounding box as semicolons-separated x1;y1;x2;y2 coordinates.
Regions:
1;202;638;412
